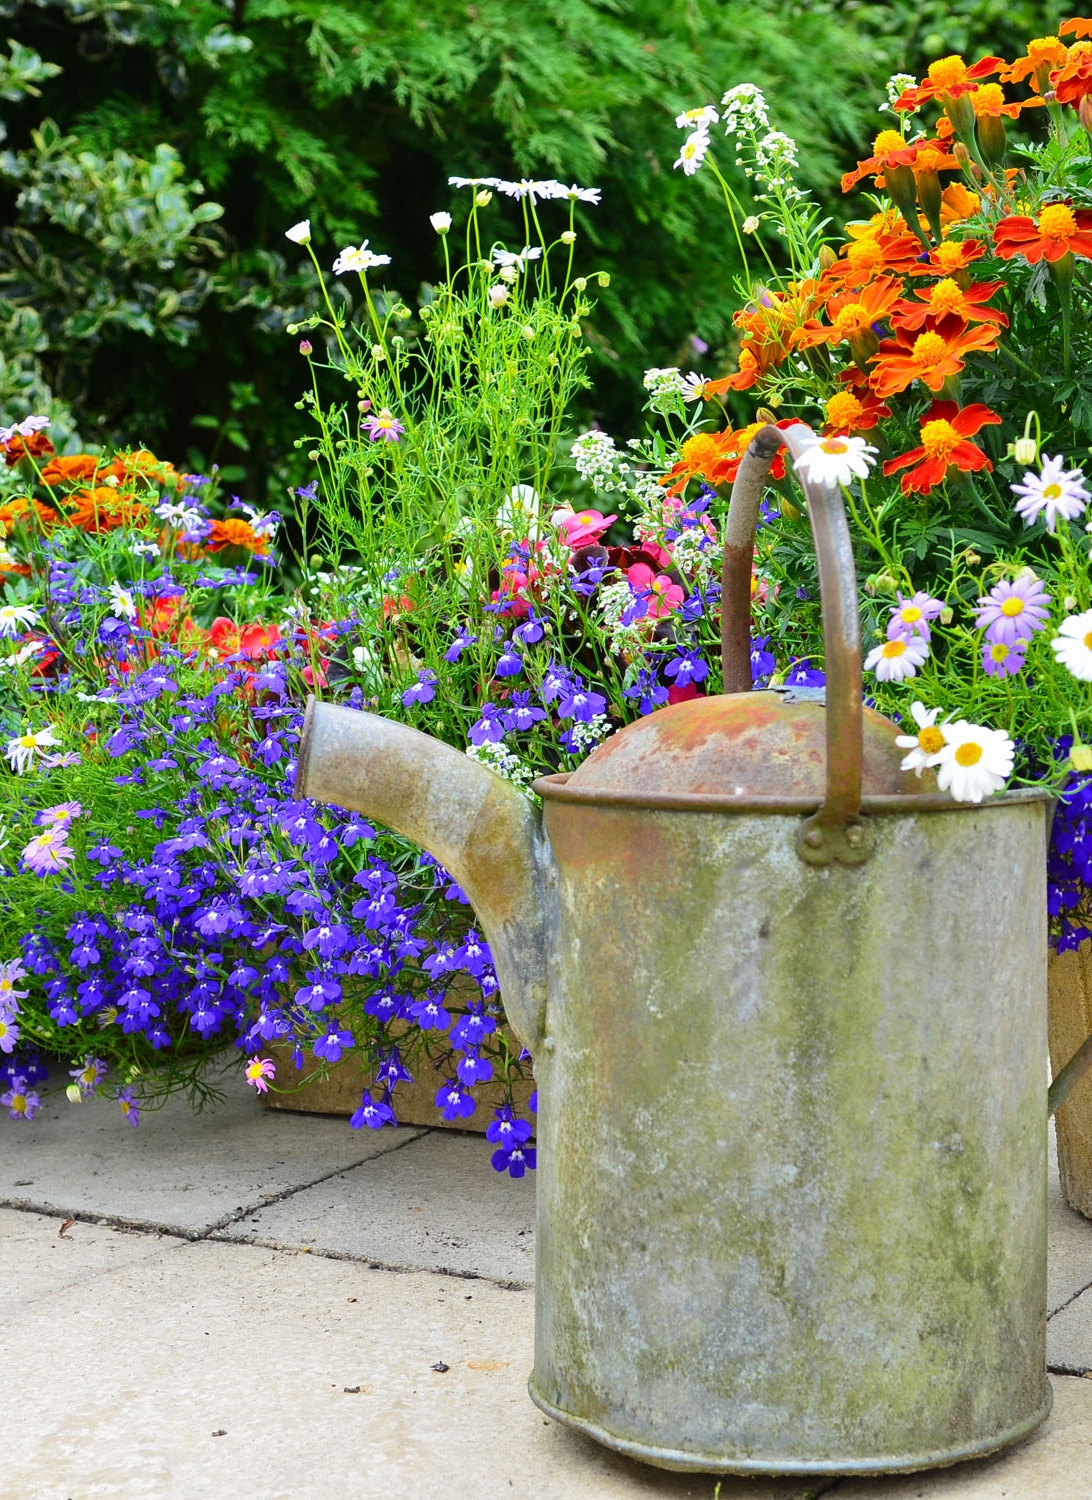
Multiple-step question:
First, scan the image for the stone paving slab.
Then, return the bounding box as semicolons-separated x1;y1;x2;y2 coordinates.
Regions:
215;1128;537;1285
0;1070;425;1236
1;1206;189;1305
1047;1129;1092;1316
1045;1284;1092;1374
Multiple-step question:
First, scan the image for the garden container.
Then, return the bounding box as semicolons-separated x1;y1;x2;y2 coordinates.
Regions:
295;422;1051;1475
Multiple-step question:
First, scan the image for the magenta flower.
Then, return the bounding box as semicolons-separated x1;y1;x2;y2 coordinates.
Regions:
974;574;1051;646
244;1056;277;1093
626;562;685;618
981;637;1028;678
557;509;617;547
2;1076;41;1121
363;409;404;443
887;590;944;642
21;826;75;875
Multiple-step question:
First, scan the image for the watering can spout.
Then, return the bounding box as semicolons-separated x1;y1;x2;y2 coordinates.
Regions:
295;698;551;1053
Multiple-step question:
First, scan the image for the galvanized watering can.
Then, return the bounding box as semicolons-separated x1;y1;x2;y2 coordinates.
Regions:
296;423;1051;1476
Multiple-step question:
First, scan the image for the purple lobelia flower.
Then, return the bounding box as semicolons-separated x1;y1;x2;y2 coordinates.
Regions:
349;1089;396;1129
312;1026;355;1063
664;650;709;689
401;669;437;706
974;574;1051;645
435;1080;477;1121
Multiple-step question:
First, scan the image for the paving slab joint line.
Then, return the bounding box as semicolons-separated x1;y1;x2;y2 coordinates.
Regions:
1047;1274;1092;1318
0;1199;197;1240
204;1227;535;1290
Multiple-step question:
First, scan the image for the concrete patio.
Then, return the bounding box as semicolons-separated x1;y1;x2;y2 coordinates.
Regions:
3;1071;1092;1500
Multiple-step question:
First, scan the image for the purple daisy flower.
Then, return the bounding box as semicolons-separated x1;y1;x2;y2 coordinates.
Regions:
974;574;1051;646
982;637;1028;678
887;590;944;642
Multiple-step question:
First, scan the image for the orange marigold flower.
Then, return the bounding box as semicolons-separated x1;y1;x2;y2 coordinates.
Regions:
1002;36;1068;88
891;277;1009;332
821;227;927;290
870;315;1003;399
2;431;55;467
882;401;1001;495
0;496;58;531
895;55;1005;112
911;238;985;277
993;201;1092;262
38;453;106;487
1049;43;1092;105
822;382;891;436
934;83;1024;133
840;131;959;193
1060;19;1092;39
794;277;905;352
104;449;184;493
705;279;826;396
204;517;269;554
64;486;150;533
938;182;981;230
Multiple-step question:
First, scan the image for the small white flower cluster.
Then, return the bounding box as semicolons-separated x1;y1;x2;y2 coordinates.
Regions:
571;429;620;489
596;578;646;656
754;130;801;196
465;740;537;790
668;527;718;586
719;83;771;137
642;366;687;414
881;73;917;115
896;702;1014;805
564;715;613;753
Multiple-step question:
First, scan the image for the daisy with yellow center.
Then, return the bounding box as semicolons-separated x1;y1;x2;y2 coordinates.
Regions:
863;633;930;682
895;702;949;776
934;721;1014;803
793;433;877;489
1051;610;1092;681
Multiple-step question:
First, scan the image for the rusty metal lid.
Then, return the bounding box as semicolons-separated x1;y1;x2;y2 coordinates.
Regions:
557;689;925;800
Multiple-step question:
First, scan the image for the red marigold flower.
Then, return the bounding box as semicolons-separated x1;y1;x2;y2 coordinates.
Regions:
1;431;54;467
794;276;904;354
895;54;1005;112
822;379;891;436
993;201;1092;262
840;131;958;194
870;315;1003;399
910;237;986;277
1048;41;1092;104
205;517;269;554
891;277;1009;332
882;401;1001;495
821;226;926;290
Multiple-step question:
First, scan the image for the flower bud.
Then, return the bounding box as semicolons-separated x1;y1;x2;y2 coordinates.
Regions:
1066;595;1078;612
371;344;386;361
521;325;536;340
358;398;372;413
597;272;610;287
430;211;452;234
487;283;509;307
299;339;313;356
1081;95;1092;140
498;264;518;284
939;606;954;625
1071;745;1092;772
561;229;577;244
286;323;299;335
475;189;493;206
817;245;837;271
977;113;1007;167
66;1084;83;1104
943;90;976;139
1012;436;1038;465
308;450;320;462
742;215;761;235
574;276;587;291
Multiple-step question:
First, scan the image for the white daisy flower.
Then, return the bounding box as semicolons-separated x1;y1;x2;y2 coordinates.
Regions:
448;176;500;189
5;725;60;775
1051;609;1092;681
487;284;510;307
863;634;929;682
0;603;39;637
429;212;452;234
675;104;719;131
674;128;710;176
494;178;565;204
934;720;1014;803
108;582;138;620
1011;454;1091;532
0;641;44;672
894;701;948;776
680;372;712;402
332;241;391;275
554;183;601;204
793;434;878;490
285;220;311;245
493;245;543;272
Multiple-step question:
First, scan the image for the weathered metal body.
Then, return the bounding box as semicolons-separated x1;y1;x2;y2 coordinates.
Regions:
295;422;1051;1474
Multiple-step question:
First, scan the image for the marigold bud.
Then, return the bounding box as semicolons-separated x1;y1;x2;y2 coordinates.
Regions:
817;245;837;271
1081;95;1092;139
977;113;1007;167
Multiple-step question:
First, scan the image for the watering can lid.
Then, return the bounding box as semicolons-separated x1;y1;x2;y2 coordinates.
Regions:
560;690;926;802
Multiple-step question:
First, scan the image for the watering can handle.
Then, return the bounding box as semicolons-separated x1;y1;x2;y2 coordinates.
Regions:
720;421;873;867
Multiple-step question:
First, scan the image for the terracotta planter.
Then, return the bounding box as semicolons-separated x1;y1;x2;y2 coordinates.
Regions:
1048;941;1092;1217
259;1028;534;1133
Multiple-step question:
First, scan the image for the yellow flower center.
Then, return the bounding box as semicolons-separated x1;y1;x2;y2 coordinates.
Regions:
1000;596;1026;617
881;639;907;658
928;55;969;89
18;734;36;748
918;726;946;754
819;437;849;455
1028;37;1062;62
973;83;1006;115
955;741;983;766
1039;203;1077;241
1084;631;1092;650
920;419;962;460
873;129;907;156
825;392;865;428
914;145;947;174
847;238;884;272
833;301;869;337
912;331;949;366
899;604;923;623
1043;482;1063;500
36;830;56;846
734;422;764;455
989;642;1011;661
680;433;721;470
933;241;966;272
928;279;967;315
11;1092;25;1111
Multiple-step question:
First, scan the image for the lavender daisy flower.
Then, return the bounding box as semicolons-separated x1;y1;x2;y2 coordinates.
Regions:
1012;455;1091;532
21;826;75;875
1;1075;40;1120
887;591;944;643
363;409;404;443
982;638;1028;678
974;574;1051;646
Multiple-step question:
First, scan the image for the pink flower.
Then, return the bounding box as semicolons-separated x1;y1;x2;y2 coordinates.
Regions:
627;562;685;618
245;1056;276;1094
557;509;617;546
21;826;75;875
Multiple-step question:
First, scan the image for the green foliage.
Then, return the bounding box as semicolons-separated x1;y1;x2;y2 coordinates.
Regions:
0;0;890;498
848;0;1060;75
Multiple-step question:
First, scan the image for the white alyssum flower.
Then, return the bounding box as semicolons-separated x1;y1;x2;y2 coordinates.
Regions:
332;241;391;275
466;740;536;791
570;429;619;489
794;434;878;490
863;634;929;682
1051;609;1092;681
675;104;719;131
1012;454;1091;532
642;367;687;413
0;603;39;637
285;220;311;245
108;582;138;620
429;212;452;234
674;128;710;176
5;725;60;775
894;701;949;776
934;720;1014;803
881;73;917;113
565;714;613;753
720;83;770;136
